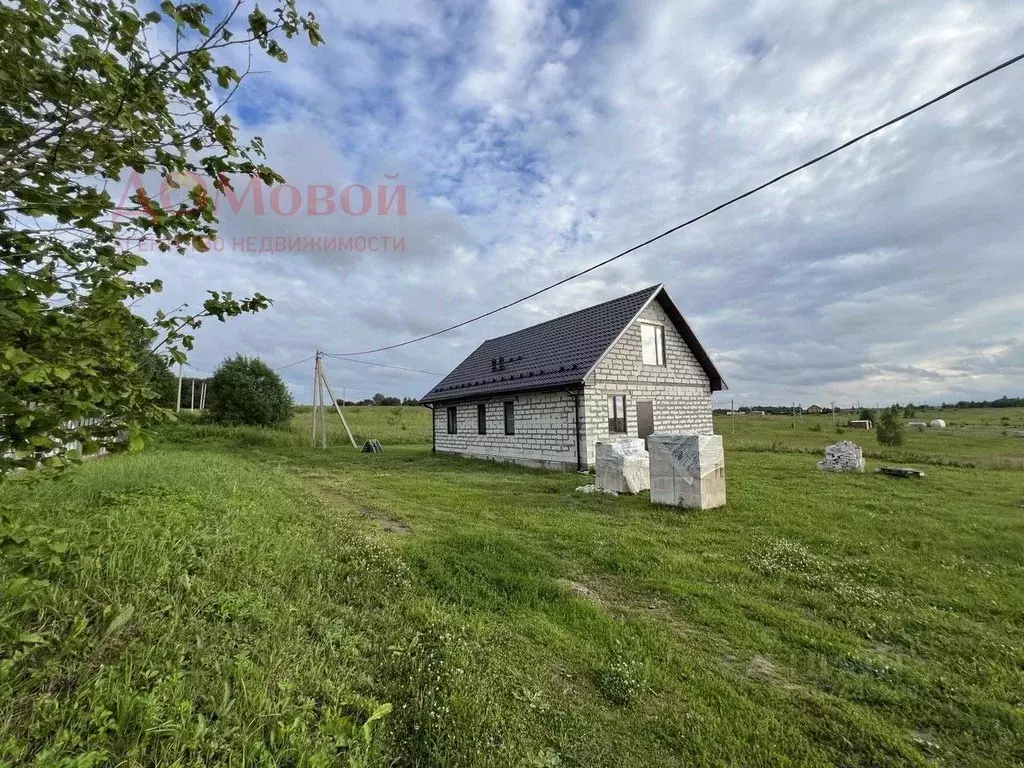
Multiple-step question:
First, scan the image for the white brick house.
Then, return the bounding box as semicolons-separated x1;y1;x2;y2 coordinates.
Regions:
420;285;726;471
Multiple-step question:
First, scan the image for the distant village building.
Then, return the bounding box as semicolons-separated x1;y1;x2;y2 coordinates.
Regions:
421;285;726;471
805;404;823;414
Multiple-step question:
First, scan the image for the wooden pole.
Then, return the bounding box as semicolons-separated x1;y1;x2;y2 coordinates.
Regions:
318;357;327;449
319;366;358;449
311;352;319;447
176;363;183;413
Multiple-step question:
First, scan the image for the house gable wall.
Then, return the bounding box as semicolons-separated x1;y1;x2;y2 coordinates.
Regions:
583;298;712;464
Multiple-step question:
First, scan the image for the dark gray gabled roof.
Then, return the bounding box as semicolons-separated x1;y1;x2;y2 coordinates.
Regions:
420;284;725;404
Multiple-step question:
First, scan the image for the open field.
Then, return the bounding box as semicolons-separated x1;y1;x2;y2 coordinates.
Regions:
2;408;1023;766
717;407;1024;470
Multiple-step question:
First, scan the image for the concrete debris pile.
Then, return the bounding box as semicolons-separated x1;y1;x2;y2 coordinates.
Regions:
648;433;726;509
817;441;865;473
595;438;650;494
575;484;617;495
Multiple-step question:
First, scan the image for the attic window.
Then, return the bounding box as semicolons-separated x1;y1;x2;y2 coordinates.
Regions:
641;323;665;366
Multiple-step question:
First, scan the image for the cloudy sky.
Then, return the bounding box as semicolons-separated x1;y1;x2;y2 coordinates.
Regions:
138;0;1024;408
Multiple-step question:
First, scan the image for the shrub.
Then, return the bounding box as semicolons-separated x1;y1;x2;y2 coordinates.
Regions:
206;355;293;428
876;407;904;446
858;408;875;423
809;424;822;433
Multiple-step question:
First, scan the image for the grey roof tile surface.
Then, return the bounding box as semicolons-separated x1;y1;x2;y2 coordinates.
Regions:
421;284;724;404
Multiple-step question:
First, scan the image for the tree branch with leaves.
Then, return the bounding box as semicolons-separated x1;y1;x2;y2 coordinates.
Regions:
0;0;323;477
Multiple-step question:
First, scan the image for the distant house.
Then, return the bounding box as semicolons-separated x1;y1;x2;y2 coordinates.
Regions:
805;404;823;414
420;284;726;471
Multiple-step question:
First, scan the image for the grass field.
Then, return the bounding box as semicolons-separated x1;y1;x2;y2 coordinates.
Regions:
2;407;1023;766
717;407;1024;470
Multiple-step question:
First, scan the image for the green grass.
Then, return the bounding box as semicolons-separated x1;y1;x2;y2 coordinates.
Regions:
3;407;1023;766
292;405;432;445
715;407;1024;469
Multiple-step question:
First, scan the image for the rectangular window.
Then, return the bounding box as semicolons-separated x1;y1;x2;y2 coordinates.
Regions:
477;403;487;435
504;401;515;435
446;406;457;434
608;394;627;433
641;323;666;366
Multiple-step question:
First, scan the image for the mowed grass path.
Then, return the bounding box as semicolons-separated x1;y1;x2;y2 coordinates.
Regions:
3;407;1023;766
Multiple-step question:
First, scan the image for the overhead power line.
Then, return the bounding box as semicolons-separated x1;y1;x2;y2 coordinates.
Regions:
322;51;1024;357
273;354;316;372
322;353;442;376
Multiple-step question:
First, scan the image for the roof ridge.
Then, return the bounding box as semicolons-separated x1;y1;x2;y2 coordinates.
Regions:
482;284;661;344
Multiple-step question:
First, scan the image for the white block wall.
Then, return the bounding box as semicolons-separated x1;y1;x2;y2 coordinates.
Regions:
583;299;713;465
431;389;583;471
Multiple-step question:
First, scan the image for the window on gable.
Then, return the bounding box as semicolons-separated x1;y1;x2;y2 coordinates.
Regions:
477;403;487;435
608;394;627;433
504;401;515;435
641;323;666;366
447;406;457;434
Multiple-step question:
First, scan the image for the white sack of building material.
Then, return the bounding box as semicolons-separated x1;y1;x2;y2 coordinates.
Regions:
595;438;650;494
648;433;726;509
929;419;946;428
817;441;865;472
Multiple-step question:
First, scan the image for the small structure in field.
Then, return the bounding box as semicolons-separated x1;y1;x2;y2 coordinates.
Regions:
877;467;924;478
907;421;928;430
929;419;947;428
817;441;865;473
595;438;650;494
850;420;872;429
805;404;823;414
649;433;725;509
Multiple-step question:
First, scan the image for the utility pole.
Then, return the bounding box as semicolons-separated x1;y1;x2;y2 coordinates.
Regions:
831;401;836;428
176;363;183;413
731;397;735;433
318;354;327;449
792;401;796;430
311;351;320;447
190;379;195;411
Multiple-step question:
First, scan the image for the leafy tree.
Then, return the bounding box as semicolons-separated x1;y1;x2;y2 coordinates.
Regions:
858;408;875;423
876;407;904;446
205;356;293;427
0;0;322;477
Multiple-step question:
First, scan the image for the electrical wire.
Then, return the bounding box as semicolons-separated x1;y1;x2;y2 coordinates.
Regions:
322;353;442;376
321;51;1024;357
272;354;316;372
